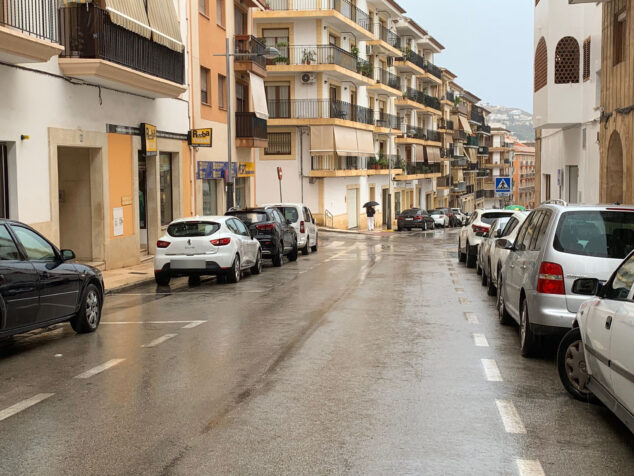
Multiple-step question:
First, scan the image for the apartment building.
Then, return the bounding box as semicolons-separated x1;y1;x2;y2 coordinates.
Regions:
481;128;512;209
512;142;536;208
0;0;191;269
533;0;602;204
596;0;634;203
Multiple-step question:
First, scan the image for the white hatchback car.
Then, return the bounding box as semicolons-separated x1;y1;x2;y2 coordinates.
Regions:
430;208;450;228
263;203;318;254
459;209;516;268
154;216;261;286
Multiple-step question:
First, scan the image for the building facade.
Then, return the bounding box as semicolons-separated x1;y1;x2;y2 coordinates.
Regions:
512;142;536;208
533;0;602;204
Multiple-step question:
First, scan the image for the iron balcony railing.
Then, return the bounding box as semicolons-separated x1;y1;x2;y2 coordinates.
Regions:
441;147;454;159
445;91;455;102
423;60;442;79
439;118;454;130
453;130;468;142
402;162;441;175
476;170;490;177
478;124;491;134
451;157;469;167
374;23;401;49
236;112;267;140
375;111;400;130
398;47;425;70
267;0;370;32
466;184;475;194
0;0;58;41
465;135;480;147
437;175;453;188
267;98;374;125
270;44;373;78
235;35;266;69
59;5;184;84
470;109;485;125
401;125;440;142
311;155;404;172
371;154;403;169
374;67;401;90
403;87;441;111
478;146;489;155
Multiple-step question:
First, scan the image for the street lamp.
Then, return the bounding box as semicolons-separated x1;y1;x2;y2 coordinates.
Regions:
214;42;280;210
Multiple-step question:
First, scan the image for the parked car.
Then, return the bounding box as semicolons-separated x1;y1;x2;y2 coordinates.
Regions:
486;212;529;297
557;251;634;433
452;208;468;225
396;208;436;231
496;203;634;356
430;208;451;228
263;203;318;254
477;216;511;279
227;207;298;267
459;209;516;268
0;220;104;338
154;216;262;286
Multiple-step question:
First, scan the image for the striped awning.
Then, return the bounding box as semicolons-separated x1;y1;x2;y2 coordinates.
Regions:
104;0;151;39
147;0;184;52
59;0;92;4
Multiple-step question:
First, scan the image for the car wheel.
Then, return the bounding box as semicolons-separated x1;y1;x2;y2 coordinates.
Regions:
557;328;598;403
311;235;318;252
227;255;241;284
216;273;227;284
466;242;476;268
487;265;497;297
251;251;262;275
481;267;488;286
476;259;482;275
301;239;310;255
188;275;201;286
520;299;539;357
497;276;512;325
70;284;102;334
288;240;298;261
458;238;466;263
154;271;171;286
272;244;283;267
397;226;403;232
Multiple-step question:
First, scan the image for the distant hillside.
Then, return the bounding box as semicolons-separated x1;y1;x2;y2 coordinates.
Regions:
480;103;535;142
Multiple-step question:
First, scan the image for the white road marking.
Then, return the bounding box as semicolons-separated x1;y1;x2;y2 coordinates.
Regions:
142;333;178;348
101;320;208;326
464;312;479;324
325;245;358;262
181;321;206;329
0;394;54;423
74;359;125;379
481;359;503;382
473;333;489;347
516;459;545;476
495;400;526;434
328;240;345;248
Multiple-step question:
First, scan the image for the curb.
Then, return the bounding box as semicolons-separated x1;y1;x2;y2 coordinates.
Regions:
318;226;393;235
105;276;155;295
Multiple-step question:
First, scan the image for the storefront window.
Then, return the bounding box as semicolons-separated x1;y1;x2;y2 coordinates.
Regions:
160;153;173;226
235;177;247;209
202;179;217;215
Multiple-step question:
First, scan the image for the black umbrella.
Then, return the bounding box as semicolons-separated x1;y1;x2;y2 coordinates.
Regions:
363;201;379;208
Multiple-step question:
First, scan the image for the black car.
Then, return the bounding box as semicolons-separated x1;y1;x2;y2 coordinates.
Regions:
396;208;436;231
226;208;298;266
0;220;104;339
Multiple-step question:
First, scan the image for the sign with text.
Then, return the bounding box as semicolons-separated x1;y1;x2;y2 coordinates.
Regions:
197;161;254;180
188;128;212;147
140;123;157;156
495;177;512;197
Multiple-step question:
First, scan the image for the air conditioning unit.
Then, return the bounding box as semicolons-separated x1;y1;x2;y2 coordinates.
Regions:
301;73;316;84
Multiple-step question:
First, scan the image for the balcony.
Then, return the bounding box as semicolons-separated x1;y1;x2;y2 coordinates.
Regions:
397;87;441;113
441;147;454;159
310;155;403;177
395;47;425;72
234;35;267;78
395;162;442;180
439;118;454;131
374;111;400;131
368;23;401;55
444;91;455;103
465;135;479;148
451;157;469;167
476;170;490;178
437;175;453;189
478;124;491;134
0;0;63;64
267;98;374;126
451;182;467;194
257;0;372;39
478;146;489;155
236;113;268;149
368;67;401;94
470;108;485;125
58;5;185;98
397;125;441;144
453;130;468;142
267;44;374;83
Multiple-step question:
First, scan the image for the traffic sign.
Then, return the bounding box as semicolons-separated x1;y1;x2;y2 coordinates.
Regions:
495;177;511;197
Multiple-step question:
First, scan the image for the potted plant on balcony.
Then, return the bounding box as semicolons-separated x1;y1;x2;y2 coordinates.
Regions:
351;45;359;58
264;1;271;9
378;156;389;169
302;49;316;65
367;157;378;170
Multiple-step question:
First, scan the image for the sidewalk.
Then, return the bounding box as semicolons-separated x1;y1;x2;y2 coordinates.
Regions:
318;226;394;236
101;260;155;294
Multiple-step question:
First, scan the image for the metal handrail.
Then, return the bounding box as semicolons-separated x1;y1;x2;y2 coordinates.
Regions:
324;209;334;228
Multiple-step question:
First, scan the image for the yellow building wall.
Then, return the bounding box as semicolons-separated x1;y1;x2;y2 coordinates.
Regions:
107;133;135;239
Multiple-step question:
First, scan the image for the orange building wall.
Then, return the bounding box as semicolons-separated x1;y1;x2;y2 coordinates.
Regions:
107;133;135;239
199;2;228;124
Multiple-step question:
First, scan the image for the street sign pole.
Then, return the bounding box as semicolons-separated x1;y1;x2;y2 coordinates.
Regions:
277;167;283;202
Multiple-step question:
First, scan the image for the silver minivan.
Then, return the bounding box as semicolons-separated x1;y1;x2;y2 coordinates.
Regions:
496;202;634;356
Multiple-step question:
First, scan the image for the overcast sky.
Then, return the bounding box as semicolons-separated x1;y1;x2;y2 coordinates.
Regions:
396;0;534;111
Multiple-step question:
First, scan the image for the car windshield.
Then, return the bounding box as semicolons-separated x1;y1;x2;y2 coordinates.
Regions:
167;221;220;237
481;212;514;225
492;217;511;232
554;210;634;259
401;209;420;216
431;209;445;215
229;212;269;225
276;207;299;223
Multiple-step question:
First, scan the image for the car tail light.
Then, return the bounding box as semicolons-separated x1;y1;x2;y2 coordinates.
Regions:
211;237;231;246
156;240;171;248
472;224;489;234
398;216;404;220
537;262;565;295
256;223;275;231
300;220;305;234
415;215;422;220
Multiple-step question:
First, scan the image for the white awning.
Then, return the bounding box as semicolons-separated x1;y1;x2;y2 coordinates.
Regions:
458;115;472;134
334;126;359;156
249;73;269;120
310;126;335;154
147;0;184;52
356;130;375;157
104;0;152;39
465;147;477;163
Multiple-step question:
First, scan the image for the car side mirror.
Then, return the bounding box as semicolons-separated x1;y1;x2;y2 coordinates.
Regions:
495;239;514;251
572;278;602;296
61;249;76;261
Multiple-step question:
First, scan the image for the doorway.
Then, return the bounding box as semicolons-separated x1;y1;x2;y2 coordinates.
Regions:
382;188;388;226
567;165;578;204
202;179;218;215
138;152;148;252
347;188;358;229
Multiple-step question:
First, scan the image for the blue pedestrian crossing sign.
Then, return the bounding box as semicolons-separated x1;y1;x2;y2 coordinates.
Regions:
495;177;512;197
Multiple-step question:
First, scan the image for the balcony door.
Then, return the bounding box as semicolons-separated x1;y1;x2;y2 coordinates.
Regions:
261;28;289;64
265;82;290;118
234;5;247;35
329;86;340;119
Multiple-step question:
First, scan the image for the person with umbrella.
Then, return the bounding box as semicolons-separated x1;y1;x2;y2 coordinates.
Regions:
363;201;379;231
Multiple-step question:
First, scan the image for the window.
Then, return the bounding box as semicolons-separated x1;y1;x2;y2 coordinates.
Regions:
554;36;580;84
218;74;227;109
303;207;313;223
232;218;250;237
533;38;547;91
501;217;518;237
265;82;290;118
216;0;224;27
234;5;246;35
532;210;552;251
200;67;210;104
604;254;634;301
614;11;626;65
159;153;173;226
236;83;247;113
271;209;284;224
583;37;591;81
0;225;19;260
199;0;207;15
202;179;217;215
12;226;56;261
278;207;299;223
228;212;268;225
167;221;219;237
225;219;240;235
265;132;292;155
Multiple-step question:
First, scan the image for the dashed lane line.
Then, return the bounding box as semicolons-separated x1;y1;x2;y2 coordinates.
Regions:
74;359;126;379
325;245;359;263
516;459;545;476
181;321;206;329
0;394;55;423
141;334;178;348
495;400;527;434
464;312;479;324
481;359;503;382
473;333;489;347
101;320;207;327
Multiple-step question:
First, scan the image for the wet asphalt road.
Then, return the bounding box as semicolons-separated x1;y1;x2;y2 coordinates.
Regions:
0;229;632;475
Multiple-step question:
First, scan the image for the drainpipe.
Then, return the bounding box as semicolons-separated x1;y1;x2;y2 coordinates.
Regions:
186;0;196;216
